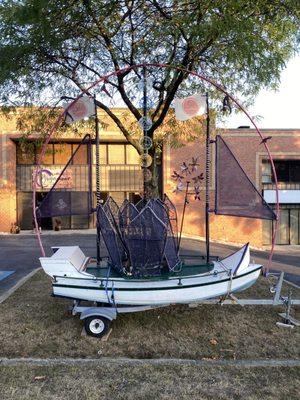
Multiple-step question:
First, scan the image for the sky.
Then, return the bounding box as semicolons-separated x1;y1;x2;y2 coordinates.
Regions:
219;56;300;129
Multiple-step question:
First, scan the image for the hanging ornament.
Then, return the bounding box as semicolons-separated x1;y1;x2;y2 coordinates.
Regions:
137;79;145;91
139;136;153;150
138;116;152;131
139;97;155;109
143;169;152;183
140;153;153;168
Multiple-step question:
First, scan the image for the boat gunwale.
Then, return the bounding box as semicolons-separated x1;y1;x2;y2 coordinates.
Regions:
52;265;262;291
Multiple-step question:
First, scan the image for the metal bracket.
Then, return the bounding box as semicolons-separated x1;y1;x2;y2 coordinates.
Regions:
276;288;300;328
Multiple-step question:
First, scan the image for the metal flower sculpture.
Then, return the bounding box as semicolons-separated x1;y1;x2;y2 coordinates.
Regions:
192;173;204;185
171;170;184;181
172;157;204;202
180;161;190;175
172;181;185;193
189;157;200;172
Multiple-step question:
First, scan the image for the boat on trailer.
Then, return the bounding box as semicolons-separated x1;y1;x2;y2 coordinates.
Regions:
40;243;261;306
36;69;277;337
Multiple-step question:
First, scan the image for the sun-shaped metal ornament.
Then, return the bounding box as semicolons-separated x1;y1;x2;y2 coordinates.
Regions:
139;136;153;150
140;153;153;168
138;116;152;131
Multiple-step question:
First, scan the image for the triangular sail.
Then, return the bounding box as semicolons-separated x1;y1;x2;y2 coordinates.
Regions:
215;136;276;220
37;134;93;218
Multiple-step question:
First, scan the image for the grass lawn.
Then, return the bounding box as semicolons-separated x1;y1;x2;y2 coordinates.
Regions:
0;271;299;360
0;363;299;400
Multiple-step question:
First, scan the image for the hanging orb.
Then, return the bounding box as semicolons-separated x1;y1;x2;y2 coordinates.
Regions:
137;79;145;91
139;136;153;150
143;169;152;183
140;153;153;168
138;97;155;109
138;116;152;131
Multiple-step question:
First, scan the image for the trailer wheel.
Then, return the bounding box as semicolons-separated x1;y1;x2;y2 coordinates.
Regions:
84;316;110;338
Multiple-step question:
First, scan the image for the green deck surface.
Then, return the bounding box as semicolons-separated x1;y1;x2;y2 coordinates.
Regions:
86;259;214;280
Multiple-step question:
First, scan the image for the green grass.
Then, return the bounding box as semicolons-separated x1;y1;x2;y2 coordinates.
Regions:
0;271;299;360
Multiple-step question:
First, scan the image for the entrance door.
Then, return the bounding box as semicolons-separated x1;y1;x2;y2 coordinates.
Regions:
263;208;300;245
36;192;53;230
290;209;299;245
276;209;289;245
17;192;33;230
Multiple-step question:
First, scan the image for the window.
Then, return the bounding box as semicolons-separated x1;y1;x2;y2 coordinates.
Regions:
73;144;88;165
108;144;125;164
263;160;300;183
92;144;107;164
261;160;272;183
41;144;54;165
273;160;300;183
126;145;140;165
290;161;300;182
54;144;72;165
16;142;35;165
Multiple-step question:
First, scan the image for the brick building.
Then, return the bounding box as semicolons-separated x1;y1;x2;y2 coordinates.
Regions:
164;129;300;247
0;108;299;247
0;109;143;232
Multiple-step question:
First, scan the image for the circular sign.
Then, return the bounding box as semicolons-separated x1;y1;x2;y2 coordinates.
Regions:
139;136;153;150
182;97;200;116
138;116;152;131
69;99;88;119
140;154;153;168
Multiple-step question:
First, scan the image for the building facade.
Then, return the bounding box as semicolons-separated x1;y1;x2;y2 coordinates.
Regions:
1;108;300;247
0;109;143;232
164;128;300;248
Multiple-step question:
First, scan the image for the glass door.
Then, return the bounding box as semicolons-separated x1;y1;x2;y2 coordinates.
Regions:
290;209;299;245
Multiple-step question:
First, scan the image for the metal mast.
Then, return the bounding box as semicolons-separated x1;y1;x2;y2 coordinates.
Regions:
205;93;210;264
94;95;101;266
142;65;147;201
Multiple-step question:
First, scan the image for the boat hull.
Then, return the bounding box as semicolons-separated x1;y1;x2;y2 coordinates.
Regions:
52;264;262;305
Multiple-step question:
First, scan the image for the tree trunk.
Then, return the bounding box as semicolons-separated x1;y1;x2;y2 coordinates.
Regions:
143;146;160;199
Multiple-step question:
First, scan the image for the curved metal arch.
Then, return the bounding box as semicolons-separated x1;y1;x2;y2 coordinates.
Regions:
33;63;279;271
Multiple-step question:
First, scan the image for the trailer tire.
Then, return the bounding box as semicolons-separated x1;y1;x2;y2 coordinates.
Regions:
84;315;110;338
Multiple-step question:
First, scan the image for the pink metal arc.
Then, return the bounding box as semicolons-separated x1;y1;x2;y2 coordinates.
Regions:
33;63;279;272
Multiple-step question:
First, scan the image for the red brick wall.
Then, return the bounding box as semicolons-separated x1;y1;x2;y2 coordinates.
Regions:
164;129;300;248
0;112;18;232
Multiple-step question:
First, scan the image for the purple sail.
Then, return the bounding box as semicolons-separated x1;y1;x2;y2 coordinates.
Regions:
215;136;276;220
37;134;92;218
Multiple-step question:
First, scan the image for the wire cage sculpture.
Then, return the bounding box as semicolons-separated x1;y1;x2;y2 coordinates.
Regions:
123;206;167;277
97;195;181;277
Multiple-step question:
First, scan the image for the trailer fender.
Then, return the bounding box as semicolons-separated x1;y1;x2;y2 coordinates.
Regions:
79;307;117;321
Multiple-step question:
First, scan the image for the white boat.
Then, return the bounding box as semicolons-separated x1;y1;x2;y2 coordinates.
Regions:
40;243;262;306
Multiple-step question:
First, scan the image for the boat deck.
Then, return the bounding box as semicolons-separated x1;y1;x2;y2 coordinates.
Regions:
86;258;214;280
